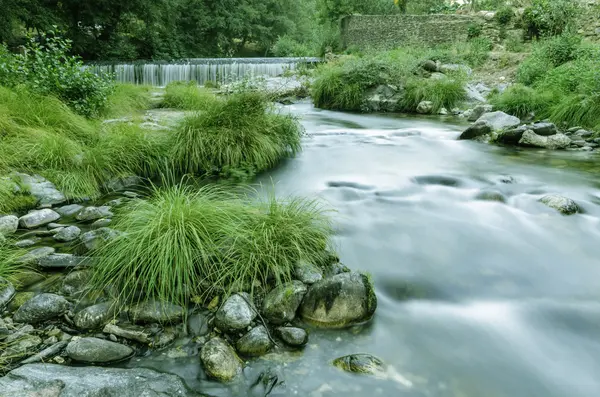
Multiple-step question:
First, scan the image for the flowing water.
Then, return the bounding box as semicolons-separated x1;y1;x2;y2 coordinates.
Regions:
88;58;319;86
129;103;600;396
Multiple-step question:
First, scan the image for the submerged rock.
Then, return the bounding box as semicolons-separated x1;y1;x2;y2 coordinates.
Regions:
236;325;273;356
66;337;133;364
80;227;121;251
262;281;307;325
539;195;580;215
0;215;18;236
333;354;385;375
38;253;90;269
76;206;113;222
74;302;117;330
276;326;309;347
200;337;243;382
13;293;70;324
129;300;185;324
475;190;507;203
19;209;61;229
54;226;82;242
0;364;194;397
103;323;153;344
215;293;256;331
0;277;16;310
55;204;84;217
300;272;377;328
519;130;571;150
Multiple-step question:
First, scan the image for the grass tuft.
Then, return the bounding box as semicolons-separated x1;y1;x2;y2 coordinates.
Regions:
490;84;558;119
163;82;218;111
401;75;466;113
103;84;153;118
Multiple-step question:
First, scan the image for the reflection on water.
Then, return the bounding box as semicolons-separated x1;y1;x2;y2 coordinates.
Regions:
130;103;600;396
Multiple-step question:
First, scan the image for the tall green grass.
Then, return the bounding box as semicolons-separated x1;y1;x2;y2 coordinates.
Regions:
163;82;218;111
0;177;37;214
0;239;26;283
401;76;466;113
490;84;558;119
103;84;153;118
89;183;333;305
171;91;302;178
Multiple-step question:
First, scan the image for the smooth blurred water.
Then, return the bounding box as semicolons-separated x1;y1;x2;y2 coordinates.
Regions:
131;104;600;396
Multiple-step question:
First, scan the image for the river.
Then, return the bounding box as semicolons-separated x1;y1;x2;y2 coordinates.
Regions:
128;103;600;396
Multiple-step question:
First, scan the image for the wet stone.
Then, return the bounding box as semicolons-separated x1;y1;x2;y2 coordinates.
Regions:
539;194;580;215
14;238;41;248
262;281;307;325
475;190;507;203
215;293;256;331
103;323;153;344
0;215;19;236
61;270;91;297
295;260;323;284
76;206;113;222
19;209;60;229
276;326;308;347
66;337;133;364
80;227;120;251
0;277;16;310
200;337;243;382
74;302;117;330
187;312;210;337
236;325;273;357
55;204;84;217
13;293;70;324
38;253;90;269
91;218;111;229
17;247;55;264
47;223;64;229
333;354;385;375
53;226;81;242
7;291;36;312
129;300;185;324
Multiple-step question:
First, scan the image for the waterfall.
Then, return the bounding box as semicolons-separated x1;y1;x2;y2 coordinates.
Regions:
87;58;320;86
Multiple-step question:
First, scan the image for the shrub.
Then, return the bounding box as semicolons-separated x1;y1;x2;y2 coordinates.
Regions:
522;0;581;38
163;82;218;111
490;84;557;119
551;94;600;130
171;91;302;178
517;34;582;85
467;23;482;39
89;183;334;304
495;7;514;25
401;76;466;113
271;35;313;57
464;38;493;67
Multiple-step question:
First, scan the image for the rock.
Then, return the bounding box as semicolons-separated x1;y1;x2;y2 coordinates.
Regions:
200;337;243;382
276;326;309;347
467;104;493;122
122;191;139;199
61;270;91;297
571;140;587;147
0;364;195;397
364;85;400;112
14;238;41;248
421;60;438;72
105;175;143;191
519;130;571;150
262;281;307;325
295;261;323;285
7;291;36;312
0;215;18;236
476;111;521;131
103;323;153;344
20;341;68;364
438;107;448;115
6;324;35;343
2;335;42;357
574;129;593;138
17;246;55;264
91;218;111;229
475;190;507;203
236;325;273;357
300;272;377;328
76;206;113;222
465;83;486;103
66;337;133;364
416;101;434;114
55;204;84;217
412;175;463;187
129;300;185;324
0;277;16;310
187;312;210;337
13;293;70;324
12;173;65;205
38;253;90;269
458;121;492;140
19;209;61;229
54;226;82;242
529;122;557;136
333;354;386;375
495;125;527;144
539;195;580;215
47;222;63;229
80;227;120;251
74;302;117;330
215;293;257;331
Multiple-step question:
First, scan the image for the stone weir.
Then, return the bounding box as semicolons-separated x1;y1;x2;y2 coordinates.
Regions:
87;57;322;86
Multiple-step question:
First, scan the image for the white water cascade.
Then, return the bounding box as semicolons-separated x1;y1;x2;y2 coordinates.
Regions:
87;57;320;86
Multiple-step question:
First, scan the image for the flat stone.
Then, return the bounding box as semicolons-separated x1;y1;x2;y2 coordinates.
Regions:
76;206;113;222
74;302;117;330
476;111;520;131
519;130;571;150
53;226;82;242
55;204;84;217
13;293;70;324
215;293;257;331
200;337;243;382
276;326;309;347
19;209;60;229
14;238;41;248
129;300;185;324
66;337;133;364
262;281;307;325
17;247;55;264
236;325;273;357
38;253;91;269
0;277;16;310
91;218;112;229
103;323;153;344
0;215;18;235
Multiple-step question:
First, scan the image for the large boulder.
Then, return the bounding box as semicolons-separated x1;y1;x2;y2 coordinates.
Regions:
0;215;18;236
458;121;492;140
0;277;16;310
215;293;256;332
0;364;195;397
495;125;527;144
476;111;520;131
529;122;558;136
129;300;185;324
74;302;117;330
13;293;70;324
539;195;580;215
300;272;377;328
200;337;243;382
236;325;273;357
262;281;307;325
66;337;133;364
519;130;571;149
12;173;66;206
467;104;493;122
19;209;61;229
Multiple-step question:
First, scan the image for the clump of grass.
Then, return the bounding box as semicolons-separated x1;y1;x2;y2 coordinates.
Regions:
163;82;218;111
103;84;153;118
490;84;558;119
89;183;334;305
0;239;26;283
401;75;466;113
551;94;600;130
171;91;302;178
0;177;38;214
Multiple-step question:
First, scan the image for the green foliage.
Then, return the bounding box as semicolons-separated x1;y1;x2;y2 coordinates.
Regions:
517;34;581;85
505;37;526;53
467;23;482;39
551;94;600;131
490;84;557;119
103;84;153;118
89;183;333;304
464;38;493;67
272;36;313;57
163;82;218;111
171;92;303;178
522;0;581;38
495;7;514;25
0;178;38;214
401;75;467;113
0;239;26;283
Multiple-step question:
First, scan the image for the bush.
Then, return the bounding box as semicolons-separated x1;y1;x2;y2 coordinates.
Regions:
271;35;313;57
171;91;303;178
522;0;581;38
551;94;600;130
0;31;114;118
467;23;482;39
495;7;514;25
490;84;557;119
464;38;493;67
89;183;334;304
163;82;217;111
517;34;582;85
401;75;467;113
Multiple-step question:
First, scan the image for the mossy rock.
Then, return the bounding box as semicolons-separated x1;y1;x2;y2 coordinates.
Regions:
333;354;385;375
